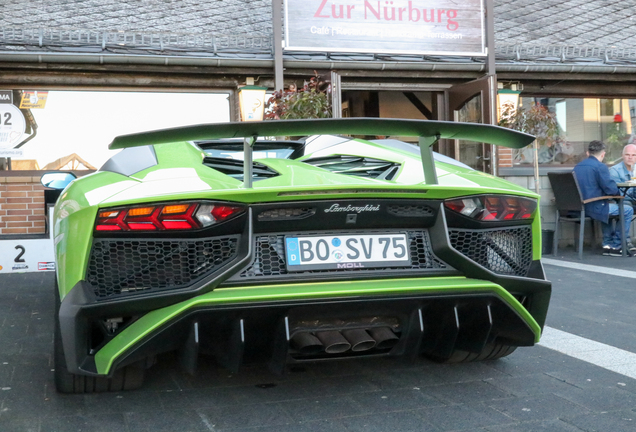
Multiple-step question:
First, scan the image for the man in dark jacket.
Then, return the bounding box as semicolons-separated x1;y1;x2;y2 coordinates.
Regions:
573;140;635;256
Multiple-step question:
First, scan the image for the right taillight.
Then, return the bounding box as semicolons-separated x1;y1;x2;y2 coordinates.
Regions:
95;201;245;232
444;195;536;221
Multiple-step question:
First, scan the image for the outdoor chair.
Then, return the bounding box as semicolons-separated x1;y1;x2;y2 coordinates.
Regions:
548;171;627;259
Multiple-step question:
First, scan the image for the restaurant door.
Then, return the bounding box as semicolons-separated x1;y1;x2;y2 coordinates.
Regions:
448;76;493;174
338;77;493;173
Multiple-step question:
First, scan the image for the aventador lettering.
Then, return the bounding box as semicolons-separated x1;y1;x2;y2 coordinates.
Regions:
314;0;459;31
324;204;380;213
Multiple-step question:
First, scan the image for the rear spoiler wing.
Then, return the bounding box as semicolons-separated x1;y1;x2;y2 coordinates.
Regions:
109;118;534;186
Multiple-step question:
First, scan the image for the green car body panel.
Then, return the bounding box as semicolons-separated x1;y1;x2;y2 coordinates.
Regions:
49;118;550;392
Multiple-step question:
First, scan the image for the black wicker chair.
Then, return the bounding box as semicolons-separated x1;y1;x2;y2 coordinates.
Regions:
548;171;626;259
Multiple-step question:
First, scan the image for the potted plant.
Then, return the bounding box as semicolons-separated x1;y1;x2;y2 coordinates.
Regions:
265;72;331;120
499;101;560;193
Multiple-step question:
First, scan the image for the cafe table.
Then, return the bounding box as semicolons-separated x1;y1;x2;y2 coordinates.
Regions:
615;181;636;256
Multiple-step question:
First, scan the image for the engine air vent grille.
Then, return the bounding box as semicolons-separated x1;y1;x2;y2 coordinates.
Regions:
303;155;400;180
203;157;279;181
387;205;435;217
258;207;316;221
449;226;533;277
87;236;239;298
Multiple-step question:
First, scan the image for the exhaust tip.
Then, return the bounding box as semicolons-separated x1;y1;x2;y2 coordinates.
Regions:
315;330;351;354
368;327;399;350
290;332;324;355
342;329;376;352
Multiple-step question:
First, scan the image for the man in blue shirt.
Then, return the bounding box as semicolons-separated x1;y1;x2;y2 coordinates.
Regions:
609;144;636;209
573;140;635;256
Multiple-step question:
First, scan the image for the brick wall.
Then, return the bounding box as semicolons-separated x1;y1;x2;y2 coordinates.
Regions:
498;147;513;168
0;172;46;235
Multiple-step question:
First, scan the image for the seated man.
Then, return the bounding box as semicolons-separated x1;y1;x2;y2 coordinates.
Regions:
609;143;636;209
573;140;635;256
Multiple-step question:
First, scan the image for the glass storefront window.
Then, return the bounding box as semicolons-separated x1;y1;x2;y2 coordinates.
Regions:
6;91;231;171
512;97;636;167
456;94;491;173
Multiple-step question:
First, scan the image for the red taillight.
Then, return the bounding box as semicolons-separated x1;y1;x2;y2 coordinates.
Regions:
445;195;537;222
162;220;193;230
95;224;122;231
95;202;245;232
211;205;240;220
195;204;244;227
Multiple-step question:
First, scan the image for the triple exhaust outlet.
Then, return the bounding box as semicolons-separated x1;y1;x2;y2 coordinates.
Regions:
291;326;399;355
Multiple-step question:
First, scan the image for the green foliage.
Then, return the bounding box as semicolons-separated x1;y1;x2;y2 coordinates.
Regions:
498;101;560;147
499;101;563;166
265;73;331;120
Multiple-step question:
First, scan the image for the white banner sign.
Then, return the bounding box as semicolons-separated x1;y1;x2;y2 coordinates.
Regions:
0;103;26;149
0;239;55;273
284;0;485;56
0;149;24;157
0;207;55;274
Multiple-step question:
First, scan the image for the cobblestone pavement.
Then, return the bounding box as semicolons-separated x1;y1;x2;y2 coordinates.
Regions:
2;257;636;432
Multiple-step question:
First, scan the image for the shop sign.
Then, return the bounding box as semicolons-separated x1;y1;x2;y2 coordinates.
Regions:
0;90;12;104
20;91;48;109
284;0;485;56
0;103;26;151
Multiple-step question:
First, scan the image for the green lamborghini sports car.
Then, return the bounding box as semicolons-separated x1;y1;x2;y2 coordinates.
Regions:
46;118;551;393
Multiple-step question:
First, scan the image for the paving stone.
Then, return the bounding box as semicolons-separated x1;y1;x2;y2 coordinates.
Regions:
342;410;441;432
157;387;239;410
39;413;128;432
196;403;294;430
546;362;636;391
423;380;513;405
563;409;636;432
125;409;210;432
487;372;578;397
275;394;366;422
418;402;515;431
555;385;636;412
218;418;349;432
484;418;584;432
425;361;512;384
349;388;446;413
0;417;40;432
487;393;590;422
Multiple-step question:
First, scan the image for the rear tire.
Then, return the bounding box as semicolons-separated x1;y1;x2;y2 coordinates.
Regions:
53;280;145;393
426;340;517;364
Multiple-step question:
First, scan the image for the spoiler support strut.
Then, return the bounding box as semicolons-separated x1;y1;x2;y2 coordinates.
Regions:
243;135;256;189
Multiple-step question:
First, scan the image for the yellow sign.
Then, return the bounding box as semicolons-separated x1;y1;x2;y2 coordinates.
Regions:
20;91;48;109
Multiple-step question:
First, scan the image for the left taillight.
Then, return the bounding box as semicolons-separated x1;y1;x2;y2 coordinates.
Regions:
95;202;245;232
444;195;536;222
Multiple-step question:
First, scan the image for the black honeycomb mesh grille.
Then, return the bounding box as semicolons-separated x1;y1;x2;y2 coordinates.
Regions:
257;207;316;221
87;236;239;298
387;204;434;217
448;226;533;276
236;230;447;279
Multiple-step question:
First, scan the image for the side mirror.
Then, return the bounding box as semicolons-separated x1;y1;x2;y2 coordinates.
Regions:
40;172;77;190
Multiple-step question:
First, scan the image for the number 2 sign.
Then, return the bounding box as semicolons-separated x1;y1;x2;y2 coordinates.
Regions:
0;104;26;149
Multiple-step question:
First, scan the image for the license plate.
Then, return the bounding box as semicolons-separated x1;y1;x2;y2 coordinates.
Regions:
285;233;410;271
